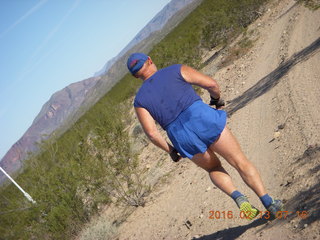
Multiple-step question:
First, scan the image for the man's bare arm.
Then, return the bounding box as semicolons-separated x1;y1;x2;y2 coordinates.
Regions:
135;107;174;153
180;65;220;99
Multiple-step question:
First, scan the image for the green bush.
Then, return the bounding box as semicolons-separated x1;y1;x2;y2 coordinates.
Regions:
296;0;320;9
150;0;267;69
0;90;148;239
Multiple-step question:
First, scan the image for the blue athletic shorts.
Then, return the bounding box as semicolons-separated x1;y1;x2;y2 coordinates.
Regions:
166;100;227;159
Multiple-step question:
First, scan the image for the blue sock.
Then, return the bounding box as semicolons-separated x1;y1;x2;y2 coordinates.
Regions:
230;190;243;200
260;194;273;208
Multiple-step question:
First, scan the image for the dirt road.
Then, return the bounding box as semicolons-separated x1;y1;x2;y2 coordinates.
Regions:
90;1;320;239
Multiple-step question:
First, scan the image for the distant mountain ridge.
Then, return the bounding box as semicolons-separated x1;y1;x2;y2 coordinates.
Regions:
0;0;201;181
0;76;101;176
94;0;199;77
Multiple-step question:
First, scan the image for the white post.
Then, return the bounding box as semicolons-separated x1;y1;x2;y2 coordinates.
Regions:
0;167;36;204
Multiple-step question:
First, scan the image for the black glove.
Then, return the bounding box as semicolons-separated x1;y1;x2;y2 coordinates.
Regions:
170;148;181;162
209;96;225;109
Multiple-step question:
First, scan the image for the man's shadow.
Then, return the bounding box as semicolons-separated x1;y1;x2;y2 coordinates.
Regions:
225;37;320;117
192;218;268;240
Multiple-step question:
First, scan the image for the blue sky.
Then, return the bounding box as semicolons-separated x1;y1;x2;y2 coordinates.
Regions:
0;0;171;159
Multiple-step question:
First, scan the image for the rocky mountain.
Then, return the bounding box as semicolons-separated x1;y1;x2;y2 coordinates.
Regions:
94;0;200;77
0;77;101;178
0;0;201;180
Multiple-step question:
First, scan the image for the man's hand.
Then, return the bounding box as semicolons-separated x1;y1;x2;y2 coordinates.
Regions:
170;148;182;162
209;96;225;109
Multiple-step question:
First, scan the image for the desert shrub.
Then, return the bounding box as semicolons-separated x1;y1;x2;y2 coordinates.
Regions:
150;0;267;69
78;214;116;240
296;0;320;9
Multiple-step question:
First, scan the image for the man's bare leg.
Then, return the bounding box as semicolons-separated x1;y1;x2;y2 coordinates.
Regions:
210;126;267;197
191;139;260;219
191;148;236;195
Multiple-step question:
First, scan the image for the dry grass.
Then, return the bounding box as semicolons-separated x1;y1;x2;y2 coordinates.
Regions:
77;214;117;240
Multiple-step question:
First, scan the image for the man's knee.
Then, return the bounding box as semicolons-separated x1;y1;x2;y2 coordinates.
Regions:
205;161;222;172
191;150;222;172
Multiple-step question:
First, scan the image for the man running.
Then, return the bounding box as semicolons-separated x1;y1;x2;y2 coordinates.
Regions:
126;52;283;219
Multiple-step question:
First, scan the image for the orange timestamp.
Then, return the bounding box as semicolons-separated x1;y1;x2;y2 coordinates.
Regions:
209;210;309;220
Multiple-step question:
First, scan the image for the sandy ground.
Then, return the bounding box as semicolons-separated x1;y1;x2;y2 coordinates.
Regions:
78;1;320;239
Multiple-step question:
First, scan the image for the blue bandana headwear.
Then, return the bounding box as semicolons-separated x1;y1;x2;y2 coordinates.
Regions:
127;52;148;75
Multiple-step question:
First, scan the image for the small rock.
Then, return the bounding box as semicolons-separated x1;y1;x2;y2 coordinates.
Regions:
206;187;211;192
304;224;308;228
294;224;298;229
185;220;192;229
285;180;292;187
274;131;281;138
199;214;204;219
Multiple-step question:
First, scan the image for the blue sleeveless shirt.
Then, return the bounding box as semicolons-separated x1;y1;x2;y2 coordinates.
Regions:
134;64;201;129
